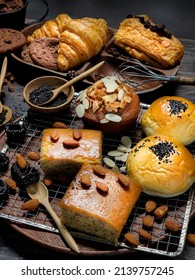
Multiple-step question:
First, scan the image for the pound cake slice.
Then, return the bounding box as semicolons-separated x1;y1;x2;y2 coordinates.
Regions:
40;128;102;176
59;164;142;245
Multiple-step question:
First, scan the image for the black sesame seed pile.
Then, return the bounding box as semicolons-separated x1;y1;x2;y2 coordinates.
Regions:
168;99;188;116
29;85;54;106
149;140;177;164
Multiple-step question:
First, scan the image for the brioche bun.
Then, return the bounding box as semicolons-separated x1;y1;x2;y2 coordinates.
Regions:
126;134;195;197
77;76;140;135
141;96;195;145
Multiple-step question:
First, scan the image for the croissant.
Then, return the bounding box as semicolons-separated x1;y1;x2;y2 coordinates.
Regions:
114;15;184;69
58;17;108;71
27;14;72;43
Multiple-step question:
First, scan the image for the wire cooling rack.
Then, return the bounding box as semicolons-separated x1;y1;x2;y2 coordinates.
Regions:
0;99;194;257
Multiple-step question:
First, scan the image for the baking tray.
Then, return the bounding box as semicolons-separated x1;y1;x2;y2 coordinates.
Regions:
0;99;194;257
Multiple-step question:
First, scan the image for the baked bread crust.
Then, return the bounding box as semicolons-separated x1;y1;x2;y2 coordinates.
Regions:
114;15;184;69
126;134;195;197
141;96;195;145
40;128;103;176
78;76;140;135
59;164;142;244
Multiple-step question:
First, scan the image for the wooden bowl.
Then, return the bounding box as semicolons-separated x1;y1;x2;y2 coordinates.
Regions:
23;76;75;114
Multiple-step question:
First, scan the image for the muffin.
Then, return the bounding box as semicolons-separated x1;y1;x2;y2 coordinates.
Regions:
76;76;140;135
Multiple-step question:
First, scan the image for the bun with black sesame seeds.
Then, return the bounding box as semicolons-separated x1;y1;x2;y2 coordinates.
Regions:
126;134;195;197
141;96;195;145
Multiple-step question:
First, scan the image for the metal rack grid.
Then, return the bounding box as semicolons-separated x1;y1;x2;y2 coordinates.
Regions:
0;100;194;257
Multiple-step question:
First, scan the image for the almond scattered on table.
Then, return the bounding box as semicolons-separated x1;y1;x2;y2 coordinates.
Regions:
124;232;139;247
186;233;195;246
21;199;40;211
5;178;17;190
138;229;153;241
154;205;168;219
27;151;40;161
16;153;27;169
142;215;154;228
145;200;157;213
52;121;68;128
43;176;53;187
165;219;181;232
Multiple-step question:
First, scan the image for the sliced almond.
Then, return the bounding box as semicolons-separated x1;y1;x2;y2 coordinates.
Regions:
117;144;128;153
50;130;60;142
63;139;80;148
118;89;124;101
121;136;132;148
120;152;129;162
138;229;152;241
96;181;109;193
16;153;27;169
119;166;127;173
76;103;85;118
100;118;110;124
103;157;115;168
124;96;132;103
101;76;118;93
82;98;90;109
92;100;101;112
105;113;122;123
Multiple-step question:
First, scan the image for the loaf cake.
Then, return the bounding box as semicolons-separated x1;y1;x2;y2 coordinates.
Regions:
76;76;140;135
126;134;195;197
141;96;195;145
40;128;103;176
59;164;142;245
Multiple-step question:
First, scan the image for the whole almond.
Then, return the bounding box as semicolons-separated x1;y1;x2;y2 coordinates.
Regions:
143;215;154;228
154;205;168;219
52;121;68;128
5;178;17;190
27;151;40;161
165;219;180;232
16;153;27;169
124;232;139;247
73;129;82;140
21;199;40;211
63;139;80;148
50;130;60;142
118;173;131;188
92;165;106;177
145;200;157;213
186;233;195;246
138;229;152;241
43;177;53;187
81;174;91;188
96;181;109;193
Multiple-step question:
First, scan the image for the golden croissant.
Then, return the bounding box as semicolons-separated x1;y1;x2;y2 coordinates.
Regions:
27;14;72;43
58;17;108;71
27;14;108;71
114;15;184;69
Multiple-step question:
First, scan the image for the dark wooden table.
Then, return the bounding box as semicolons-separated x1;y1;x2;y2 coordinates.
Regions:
0;0;195;260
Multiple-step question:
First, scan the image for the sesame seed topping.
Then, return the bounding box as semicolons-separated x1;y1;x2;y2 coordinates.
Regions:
149;140;176;163
168;99;188;116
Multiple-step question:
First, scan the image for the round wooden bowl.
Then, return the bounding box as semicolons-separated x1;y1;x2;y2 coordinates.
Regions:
23;76;75;114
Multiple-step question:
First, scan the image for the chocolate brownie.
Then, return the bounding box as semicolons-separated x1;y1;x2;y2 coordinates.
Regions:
0;28;26;54
29;38;59;71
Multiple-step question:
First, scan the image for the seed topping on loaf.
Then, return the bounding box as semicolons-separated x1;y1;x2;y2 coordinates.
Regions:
167;99;188;116
149;140;178;163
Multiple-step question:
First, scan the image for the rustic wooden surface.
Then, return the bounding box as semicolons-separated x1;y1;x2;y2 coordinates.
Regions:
1;0;195;260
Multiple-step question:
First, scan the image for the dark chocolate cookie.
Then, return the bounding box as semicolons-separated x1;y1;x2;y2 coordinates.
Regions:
29;38;59;71
0;28;26;54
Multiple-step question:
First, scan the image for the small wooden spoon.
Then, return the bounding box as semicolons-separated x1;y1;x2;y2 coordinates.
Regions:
37;60;105;105
26;181;80;253
0;57;12;126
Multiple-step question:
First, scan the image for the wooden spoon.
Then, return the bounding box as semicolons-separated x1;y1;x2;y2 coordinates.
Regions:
26;181;80;253
0;57;12;126
37;60;105;105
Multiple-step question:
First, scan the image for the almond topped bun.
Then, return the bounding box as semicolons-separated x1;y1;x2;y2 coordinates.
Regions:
126;134;195;197
76;76;140;135
141;96;195;145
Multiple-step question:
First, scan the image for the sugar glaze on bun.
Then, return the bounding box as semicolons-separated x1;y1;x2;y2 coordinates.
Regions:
126;134;195;197
141;96;195;145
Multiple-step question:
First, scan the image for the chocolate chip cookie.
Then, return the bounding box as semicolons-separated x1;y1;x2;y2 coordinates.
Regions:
29;38;59;71
0;28;26;54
